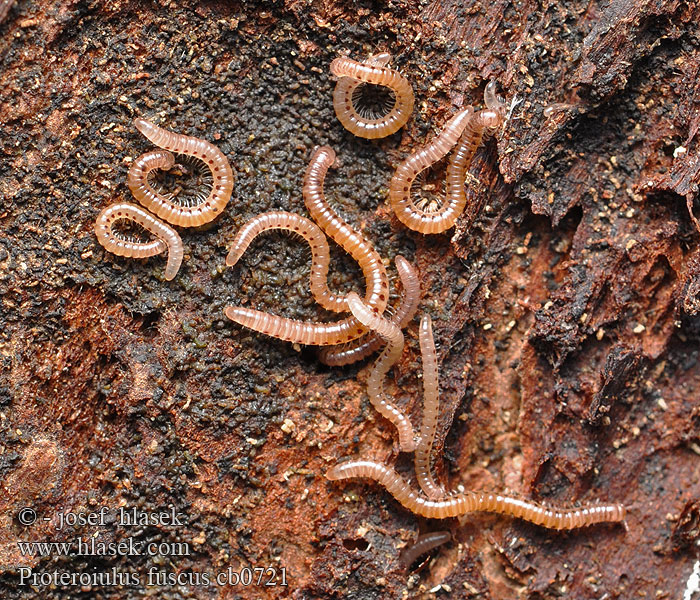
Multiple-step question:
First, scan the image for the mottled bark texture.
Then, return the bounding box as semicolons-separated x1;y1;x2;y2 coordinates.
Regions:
1;1;699;599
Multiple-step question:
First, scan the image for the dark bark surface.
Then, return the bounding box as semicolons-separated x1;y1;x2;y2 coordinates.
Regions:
1;1;699;599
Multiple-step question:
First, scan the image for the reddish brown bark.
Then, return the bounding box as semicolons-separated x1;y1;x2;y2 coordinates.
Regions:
0;1;699;598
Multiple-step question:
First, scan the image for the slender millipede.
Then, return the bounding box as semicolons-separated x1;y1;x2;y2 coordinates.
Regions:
327;460;626;529
226;211;344;312
302;145;389;316
414;314;444;499
398;531;451;569
346;292;417;451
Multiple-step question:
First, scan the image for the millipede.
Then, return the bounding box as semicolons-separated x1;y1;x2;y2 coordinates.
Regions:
327;460;626;529
226;211;344;312
129;117;234;227
94;202;183;281
346;292;417;452
302;145;389;316
224;304;373;347
543;102;575;118
389;81;507;234
318;255;420;366
414;314;444;500
398;531;451;569
330;53;414;139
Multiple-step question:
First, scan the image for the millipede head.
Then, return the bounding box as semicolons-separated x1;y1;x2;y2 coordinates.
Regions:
483;80;507;116
133;116;157;137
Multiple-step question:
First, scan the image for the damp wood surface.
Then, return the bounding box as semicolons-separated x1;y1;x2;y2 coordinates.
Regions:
0;1;699;599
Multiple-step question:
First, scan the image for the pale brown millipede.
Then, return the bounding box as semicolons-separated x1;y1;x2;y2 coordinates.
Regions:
327;460;626;529
223;305;369;346
414;314;444;500
318;255;420;366
346;292;417;452
543;102;575;118
303;146;389;316
129;117;234;227
389;81;507;234
225;146;392;347
225;211;346;312
94;202;183;281
330;53;415;139
398;531;451;569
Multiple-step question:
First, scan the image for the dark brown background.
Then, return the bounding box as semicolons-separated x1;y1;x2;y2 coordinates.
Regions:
1;0;699;598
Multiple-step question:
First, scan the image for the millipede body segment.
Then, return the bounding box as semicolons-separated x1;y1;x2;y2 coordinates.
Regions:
130;117;234;227
347;292;417;451
94;202;183;280
318;255;420;366
331;53;414;139
389;81;507;234
327;460;626;529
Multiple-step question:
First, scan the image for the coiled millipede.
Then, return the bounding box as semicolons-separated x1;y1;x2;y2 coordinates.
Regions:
330;53;415;139
94;202;183;281
128;117;234;227
389;81;507;234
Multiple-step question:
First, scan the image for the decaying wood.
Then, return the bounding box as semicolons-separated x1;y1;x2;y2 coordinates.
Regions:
1;1;699;598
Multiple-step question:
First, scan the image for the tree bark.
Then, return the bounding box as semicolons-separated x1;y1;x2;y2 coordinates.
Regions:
0;0;698;598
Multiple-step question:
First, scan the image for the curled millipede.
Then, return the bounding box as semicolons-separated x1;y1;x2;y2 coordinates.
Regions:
388;107;473;233
399;531;451;569
414;314;444;500
346;292;417;451
389;81;507;234
94;202;183;281
129;117;233;227
303;145;389;316
319;255;420;366
330;53;414;139
326;460;626;529
225;211;346;312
